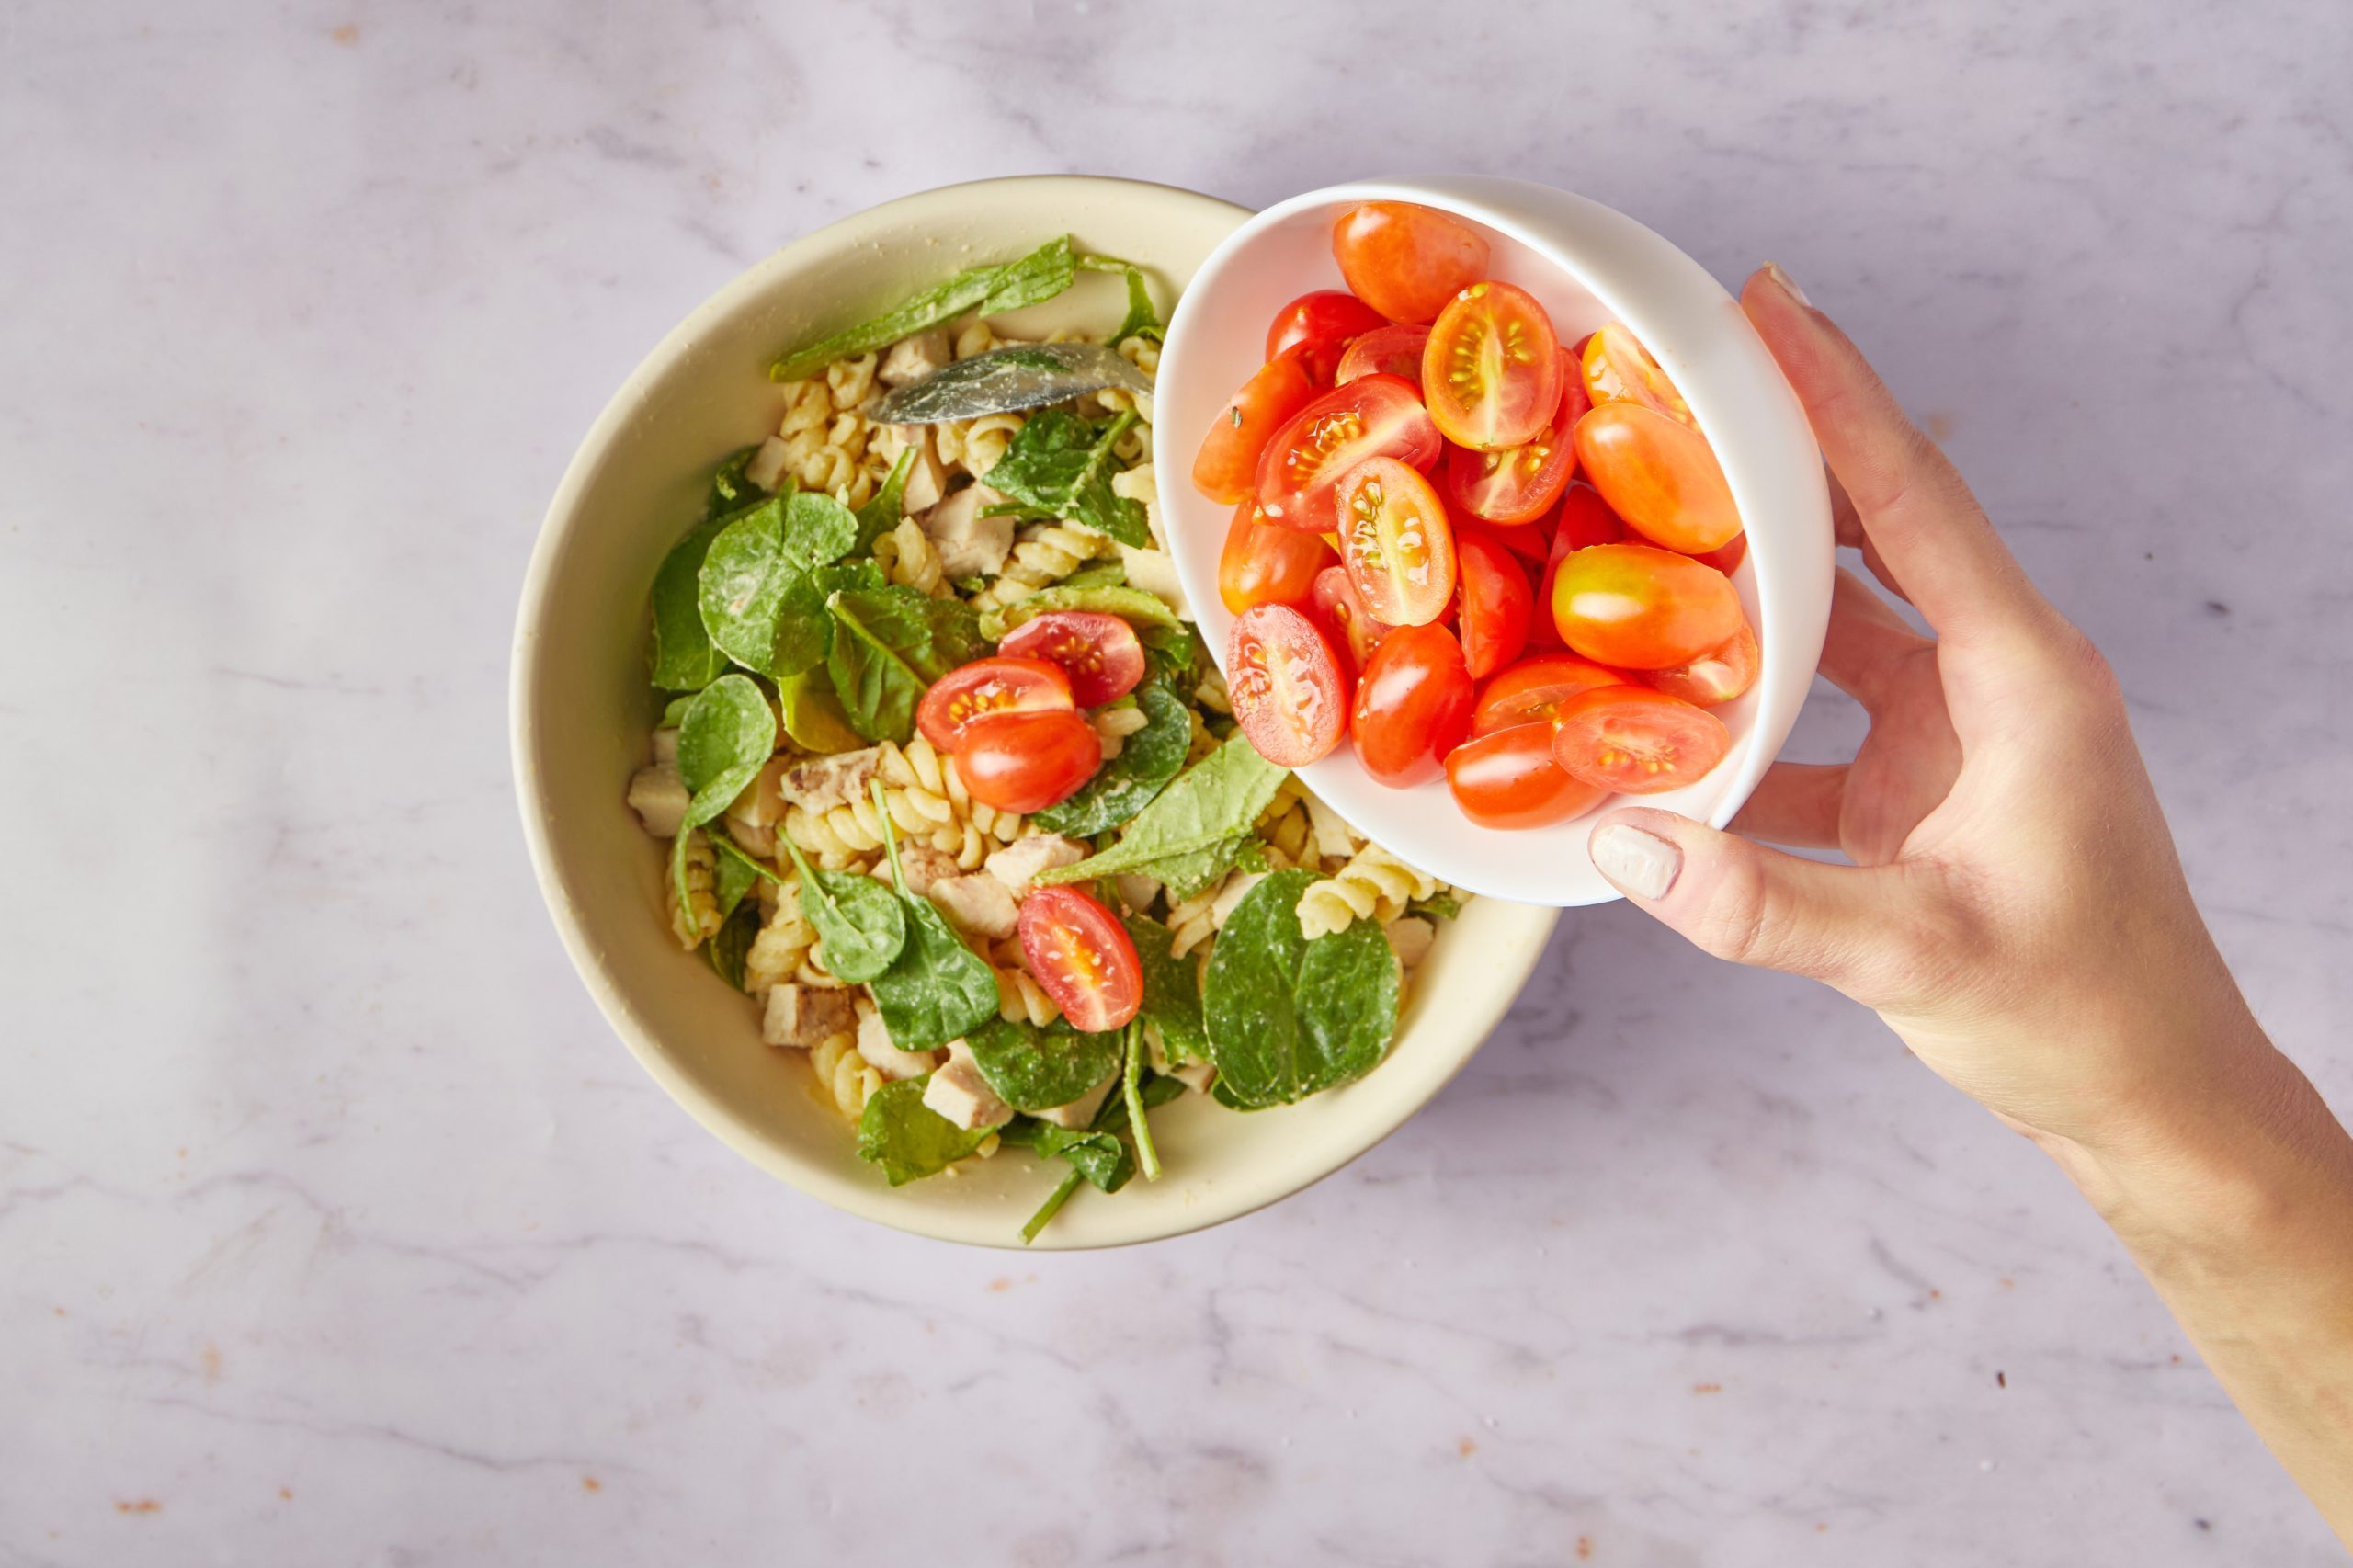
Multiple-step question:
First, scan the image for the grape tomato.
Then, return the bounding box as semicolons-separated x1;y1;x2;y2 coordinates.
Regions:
1453;527;1533;679
1227;603;1350;767
1446;723;1608;829
952;709;1104;813
1191;347;1319;505
1549;685;1731;795
1255;373;1441;533
1335;324;1431;385
997;611;1146;708
1422;280;1563;450
1550;540;1743;670
1218;500;1333;616
1574;401;1743;554
1310;563;1392;671
1349;623;1474;787
1440;348;1587;524
915;656;1074;751
1266;290;1389;385
1332;201;1493;324
1336;456;1459;627
1017;886;1143;1033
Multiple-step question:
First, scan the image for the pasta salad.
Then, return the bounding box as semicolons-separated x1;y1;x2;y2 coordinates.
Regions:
626;237;1466;1240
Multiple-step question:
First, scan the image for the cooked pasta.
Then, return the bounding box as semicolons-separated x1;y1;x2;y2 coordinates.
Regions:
873;517;949;597
1091;703;1150;759
667;831;722;949
808;1028;883;1120
995;964;1061;1028
1296;845;1441;939
935;410;1024;477
968;520;1118;611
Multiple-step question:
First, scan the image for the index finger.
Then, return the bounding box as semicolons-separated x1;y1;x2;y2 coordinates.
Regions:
1741;266;2061;648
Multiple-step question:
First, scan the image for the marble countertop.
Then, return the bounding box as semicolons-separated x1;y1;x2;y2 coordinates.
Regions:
6;2;2348;1562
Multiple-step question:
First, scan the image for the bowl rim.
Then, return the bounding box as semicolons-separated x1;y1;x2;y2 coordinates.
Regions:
510;174;1561;1249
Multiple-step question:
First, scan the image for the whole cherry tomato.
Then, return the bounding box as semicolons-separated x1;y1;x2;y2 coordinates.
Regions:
1551;541;1743;669
998;611;1146;708
1550;685;1731;795
915;656;1074;751
1422;281;1564;450
1191;347;1319;505
1453;526;1534;679
1335;324;1432;384
1349;623;1474;787
1256;373;1442;532
1266;290;1389;384
952;709;1103;812
1336;455;1458;627
1017;885;1143;1033
1331;201;1493;324
1640;623;1759;708
1527;484;1627;649
1574;402;1743;554
1218;500;1333;616
1445;722;1608;828
1227;603;1350;767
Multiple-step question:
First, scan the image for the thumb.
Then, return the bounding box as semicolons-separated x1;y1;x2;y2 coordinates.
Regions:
1587;808;1887;990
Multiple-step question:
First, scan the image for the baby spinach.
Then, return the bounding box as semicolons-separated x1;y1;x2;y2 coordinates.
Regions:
1057;560;1126;591
657;693;698;729
650;514;733;691
1408;892;1463;923
698;491;858;677
768;235;1076;381
775;666;865;755
964;1015;1122;1115
825;585;985;744
1036;735;1290;901
865;784;999;1051
668;676;779;931
1078;253;1164;345
1003;1072;1185;1242
706;446;762;516
1121;1021;1161;1181
856;1076;996;1186
1122;911;1207;1064
1031;685;1189;837
705;899;761;990
980;583;1183;642
710;832;762;922
852;446;917;554
979;409;1149;547
1138;621;1200;696
1202;869;1402;1109
777;837;905;984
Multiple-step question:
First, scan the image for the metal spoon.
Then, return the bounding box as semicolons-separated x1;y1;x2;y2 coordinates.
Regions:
869;342;1154;425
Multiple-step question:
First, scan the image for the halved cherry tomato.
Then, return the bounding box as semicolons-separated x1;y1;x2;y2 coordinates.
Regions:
1227;603;1350;767
1454;527;1533;679
1336;456;1458;627
1580;321;1693;426
1218;500;1333;616
1309;564;1392;671
915;656;1074;751
1693;531;1747;576
1551;541;1744;669
1332;201;1493;324
1256;373;1442;532
1441;349;1588;523
952;709;1103;812
1422;281;1563;450
1266;290;1389;385
999;610;1146;708
1017;885;1142;1033
1191;346;1319;505
1350;623;1474;787
1336;324;1431;384
1446;723;1609;829
1574;403;1743;554
1641;623;1759;708
1550;685;1731;795
1472;652;1630;735
1527;485;1624;649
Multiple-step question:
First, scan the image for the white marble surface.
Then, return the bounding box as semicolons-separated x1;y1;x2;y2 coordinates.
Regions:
5;1;2349;1561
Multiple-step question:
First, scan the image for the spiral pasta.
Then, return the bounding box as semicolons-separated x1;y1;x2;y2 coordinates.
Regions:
1091;702;1150;759
1165;884;1221;960
1296;845;1441;940
772;364;881;509
969;521;1119;612
995;965;1062;1028
668;831;722;949
934;411;1024;477
808;1028;883;1121
745;894;824;996
873;517;949;597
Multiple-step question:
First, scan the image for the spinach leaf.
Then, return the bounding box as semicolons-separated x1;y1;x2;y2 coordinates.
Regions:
979;409;1148;547
1408;892;1463;923
657;692;698;729
1078;253;1164;345
1120;1022;1161;1180
775;666;865;755
777;837;905;984
1057;560;1126;591
1202;869;1401;1108
1004;1071;1186;1242
963;1015;1122;1115
706;446;762;517
852;446;916;554
865;784;999;1050
1036;735;1290;900
650;514;732;691
698;492;858;677
768;235;1075;381
1122;911;1207;1063
856;1077;995;1186
825;585;985;744
705;899;761;990
980;583;1183;642
1031;684;1189;836
710;832;761;921
668;676;779;932
811;558;887;597
1137;621;1200;695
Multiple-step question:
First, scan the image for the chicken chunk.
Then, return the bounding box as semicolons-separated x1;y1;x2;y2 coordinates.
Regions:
877;841;962;898
1382;915;1437;970
878;328;952;388
1117;544;1190;620
872;425;948;514
1304;793;1360;862
1031;1077;1114;1131
921;1040;1015;1131
985;834;1090;892
929;873;1021;940
726;755;792;831
780;746;886;814
919;484;1017;578
1113;873;1162;914
762;983;858;1049
627;764;690;838
651;727;679;767
856;1005;936;1081
744;434;792;493
1210;871;1266;928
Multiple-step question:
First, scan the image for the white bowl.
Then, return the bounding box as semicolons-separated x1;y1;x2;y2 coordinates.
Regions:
1154;176;1835;906
512;176;1558;1249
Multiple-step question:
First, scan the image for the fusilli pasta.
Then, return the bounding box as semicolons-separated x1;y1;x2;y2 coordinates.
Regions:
874;517;949;597
808;1028;882;1120
970;521;1118;612
1296;845;1441;939
667;831;722;949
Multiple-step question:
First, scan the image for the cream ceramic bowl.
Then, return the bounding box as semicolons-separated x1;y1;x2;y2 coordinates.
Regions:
512;176;1558;1249
1154;176;1835;906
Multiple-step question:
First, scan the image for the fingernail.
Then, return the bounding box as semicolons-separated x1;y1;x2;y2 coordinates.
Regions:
1591;824;1681;901
1764;260;1813;309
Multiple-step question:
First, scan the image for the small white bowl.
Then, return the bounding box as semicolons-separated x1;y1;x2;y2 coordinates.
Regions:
513;176;1558;1249
1154;176;1834;906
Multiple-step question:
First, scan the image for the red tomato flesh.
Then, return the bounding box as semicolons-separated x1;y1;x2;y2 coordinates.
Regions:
1336;455;1458;627
1256;373;1441;533
1227;603;1350;767
1422;281;1564;450
1336;324;1431;384
1309;564;1392;672
1574;402;1743;554
1441;348;1587;524
1192;347;1320;505
1018;886;1142;1033
1218;500;1333;616
1549;686;1731;795
952;709;1103;812
1350;623;1474;787
1266;290;1389;385
998;610;1146;708
1453;527;1533;679
1472;652;1630;735
1332;201;1493;325
915;656;1074;751
1550;541;1744;670
1445;723;1609;829
1580;322;1693;426
1641;622;1759;708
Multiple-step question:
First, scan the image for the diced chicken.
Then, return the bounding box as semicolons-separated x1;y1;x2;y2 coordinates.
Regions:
919;483;1016;577
1113;873;1161;914
886;842;962;898
929;873;1021;940
726;756;792;831
729;820;779;858
878;328;953;388
1210;870;1266;928
874;426;948;514
984;834;1090;892
856;1005;936;1081
921;1040;1015;1131
1304;793;1360;862
744;435;792;492
761;983;858;1049
1031;1077;1114;1131
1383;915;1437;970
1117;544;1190;620
780;746;886;814
627;764;690;838
651;728;679;767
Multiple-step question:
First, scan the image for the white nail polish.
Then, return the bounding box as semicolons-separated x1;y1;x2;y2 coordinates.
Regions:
1765;260;1812;308
1591;824;1681;900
